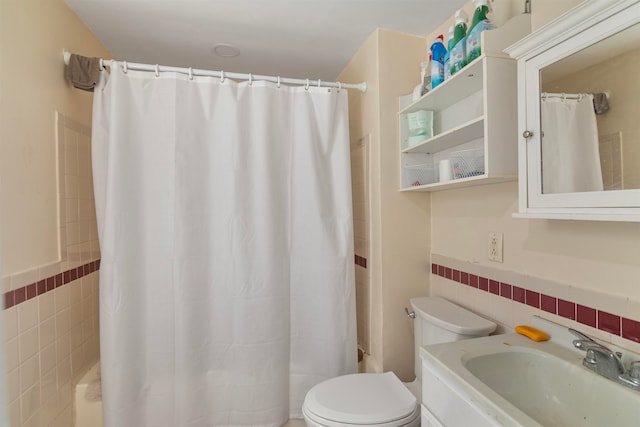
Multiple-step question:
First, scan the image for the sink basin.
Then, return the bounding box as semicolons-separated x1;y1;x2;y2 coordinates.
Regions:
420;316;640;427
465;349;640;426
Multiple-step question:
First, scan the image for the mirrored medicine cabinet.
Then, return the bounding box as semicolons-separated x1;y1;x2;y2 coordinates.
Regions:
505;0;640;221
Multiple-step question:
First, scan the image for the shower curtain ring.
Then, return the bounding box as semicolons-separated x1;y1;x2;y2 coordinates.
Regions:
277;76;281;88
188;67;193;80
249;73;253;86
220;70;225;83
99;58;104;72
305;79;310;91
123;61;128;74
337;82;342;92
317;79;321;88
155;64;160;78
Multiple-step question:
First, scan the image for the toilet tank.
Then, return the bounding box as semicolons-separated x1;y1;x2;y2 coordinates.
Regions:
410;297;496;379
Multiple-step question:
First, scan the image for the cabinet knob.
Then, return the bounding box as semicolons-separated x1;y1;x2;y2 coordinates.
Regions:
522;130;534;139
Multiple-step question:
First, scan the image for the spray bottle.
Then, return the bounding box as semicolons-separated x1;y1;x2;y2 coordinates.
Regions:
467;0;494;63
443;26;454;81
450;9;468;76
430;35;447;89
421;56;431;95
412;56;431;101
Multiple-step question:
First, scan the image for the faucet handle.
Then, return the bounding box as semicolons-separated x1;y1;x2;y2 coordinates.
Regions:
628;361;640;379
584;348;598;364
570;328;595;349
569;328;593;342
569;328;615;354
619;360;640;390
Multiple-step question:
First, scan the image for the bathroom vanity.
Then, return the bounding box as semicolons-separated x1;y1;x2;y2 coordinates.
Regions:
419;316;640;426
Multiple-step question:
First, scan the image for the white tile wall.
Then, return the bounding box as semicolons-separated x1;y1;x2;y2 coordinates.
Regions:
2;112;100;426
3;273;100;427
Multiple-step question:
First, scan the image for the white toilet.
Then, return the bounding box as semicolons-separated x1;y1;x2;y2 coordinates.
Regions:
302;296;497;427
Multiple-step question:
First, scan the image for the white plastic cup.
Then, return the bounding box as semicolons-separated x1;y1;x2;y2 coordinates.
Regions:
439;159;453;182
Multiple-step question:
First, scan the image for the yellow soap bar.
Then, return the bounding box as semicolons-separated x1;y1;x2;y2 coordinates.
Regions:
515;325;550;342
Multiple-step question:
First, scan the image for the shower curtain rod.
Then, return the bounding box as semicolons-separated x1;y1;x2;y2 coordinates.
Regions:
541;91;609;100
541;91;610;115
63;50;367;93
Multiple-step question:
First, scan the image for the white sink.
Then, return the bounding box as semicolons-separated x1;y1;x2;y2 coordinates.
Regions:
420;316;640;427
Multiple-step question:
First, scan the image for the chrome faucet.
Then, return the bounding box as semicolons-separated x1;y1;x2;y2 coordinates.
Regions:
570;328;640;391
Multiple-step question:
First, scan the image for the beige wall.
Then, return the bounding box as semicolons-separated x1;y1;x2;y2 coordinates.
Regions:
377;30;431;381
432;181;640;297
429;0;639;297
430;0;640;350
344;0;640;381
0;0;110;275
339;29;431;380
1;0;109;425
339;32;382;371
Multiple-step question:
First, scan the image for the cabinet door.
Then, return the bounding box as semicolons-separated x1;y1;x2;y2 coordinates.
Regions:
508;0;640;220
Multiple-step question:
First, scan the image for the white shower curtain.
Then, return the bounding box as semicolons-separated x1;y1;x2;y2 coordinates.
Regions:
540;94;604;194
91;67;357;427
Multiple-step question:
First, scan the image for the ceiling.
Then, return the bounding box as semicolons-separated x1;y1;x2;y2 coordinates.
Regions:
65;0;468;81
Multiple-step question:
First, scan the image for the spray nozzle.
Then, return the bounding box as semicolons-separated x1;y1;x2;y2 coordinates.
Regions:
455;9;469;24
473;0;493;13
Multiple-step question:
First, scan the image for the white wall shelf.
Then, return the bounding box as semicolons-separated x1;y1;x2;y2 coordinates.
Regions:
399;55;519;192
398;15;531;193
400;58;484;114
403;116;484;155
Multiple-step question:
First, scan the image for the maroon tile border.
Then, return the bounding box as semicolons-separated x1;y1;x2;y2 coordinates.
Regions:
469;274;479;288
525;290;540;309
445;267;452;280
500;282;512;299
354;255;367;269
622;318;640;343
479;277;489;292
512;286;525;304
598;311;621;335
461;272;469;286
489;280;500;295
558;299;576;320
431;262;640;346
540;294;557;315
3;259;100;310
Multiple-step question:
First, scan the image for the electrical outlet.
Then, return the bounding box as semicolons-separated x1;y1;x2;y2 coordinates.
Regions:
489;232;503;263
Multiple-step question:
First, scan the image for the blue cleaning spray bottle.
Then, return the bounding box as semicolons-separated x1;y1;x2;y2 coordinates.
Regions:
430;35;447;89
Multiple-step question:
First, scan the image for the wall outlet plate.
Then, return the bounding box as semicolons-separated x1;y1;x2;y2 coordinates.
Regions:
489;232;503;263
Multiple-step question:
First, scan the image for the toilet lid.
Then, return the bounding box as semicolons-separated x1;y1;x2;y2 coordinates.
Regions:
410;296;496;336
304;372;417;424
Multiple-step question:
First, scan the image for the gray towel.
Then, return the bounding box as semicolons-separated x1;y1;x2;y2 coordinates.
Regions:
65;54;101;91
593;92;610;115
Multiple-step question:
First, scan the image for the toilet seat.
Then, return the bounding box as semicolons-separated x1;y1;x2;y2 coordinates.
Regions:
302;372;419;427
